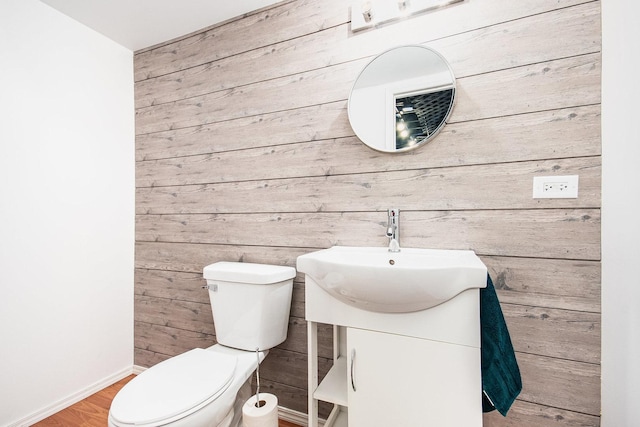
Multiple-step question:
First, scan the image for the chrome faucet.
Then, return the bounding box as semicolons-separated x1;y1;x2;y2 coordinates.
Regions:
385;208;400;252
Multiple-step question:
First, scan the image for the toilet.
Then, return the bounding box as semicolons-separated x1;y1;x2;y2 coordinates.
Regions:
108;261;296;427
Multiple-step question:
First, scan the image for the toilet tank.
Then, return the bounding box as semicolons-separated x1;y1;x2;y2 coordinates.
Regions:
203;262;296;351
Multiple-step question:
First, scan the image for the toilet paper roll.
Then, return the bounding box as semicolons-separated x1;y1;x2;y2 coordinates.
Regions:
242;393;278;427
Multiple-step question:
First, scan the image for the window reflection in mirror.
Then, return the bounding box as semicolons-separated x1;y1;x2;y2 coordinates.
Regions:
348;45;456;153
395;88;454;150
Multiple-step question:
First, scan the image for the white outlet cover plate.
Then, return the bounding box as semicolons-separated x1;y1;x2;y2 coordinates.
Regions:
533;175;579;199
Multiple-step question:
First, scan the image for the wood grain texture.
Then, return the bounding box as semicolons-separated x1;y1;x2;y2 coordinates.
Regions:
503;304;600;364
134;2;600;109
136;105;600;183
133;0;593;82
133;0;602;425
135;209;601;260
135;101;352;161
134;52;600;136
134;59;363;135
135;157;601;215
134;7;601;135
484;256;601;313
518;353;600;416
134;0;346;81
452;54;601;123
483;399;600;427
135;102;600;164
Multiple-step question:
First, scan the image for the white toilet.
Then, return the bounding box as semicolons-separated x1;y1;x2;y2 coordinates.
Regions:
108;261;296;427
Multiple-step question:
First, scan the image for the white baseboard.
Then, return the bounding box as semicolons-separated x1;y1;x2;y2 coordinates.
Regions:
132;364;147;374
8;367;135;427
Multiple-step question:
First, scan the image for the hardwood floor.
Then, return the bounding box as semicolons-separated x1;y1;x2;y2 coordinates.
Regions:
33;374;301;427
33;375;135;426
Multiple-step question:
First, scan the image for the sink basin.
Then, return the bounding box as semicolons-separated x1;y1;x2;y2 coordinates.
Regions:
297;246;487;313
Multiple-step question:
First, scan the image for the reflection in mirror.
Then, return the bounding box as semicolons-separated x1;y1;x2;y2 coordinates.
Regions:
348;45;456;153
395;88;454;149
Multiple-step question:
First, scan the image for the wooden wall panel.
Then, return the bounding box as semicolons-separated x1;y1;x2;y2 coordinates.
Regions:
133;0;341;81
483;400;600;427
134;59;364;134
503;305;600;364
134;2;600;109
135;209;601;260
135;101;351;161
133;0;602;425
136;106;601;187
135;321;216;356
133;0;593;81
484;256;601;313
134;242;302;273
517;353;600;416
136;158;600;215
135;268;209;303
135;53;600;135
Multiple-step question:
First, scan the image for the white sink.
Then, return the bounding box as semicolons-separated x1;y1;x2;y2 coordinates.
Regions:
297;246;487;313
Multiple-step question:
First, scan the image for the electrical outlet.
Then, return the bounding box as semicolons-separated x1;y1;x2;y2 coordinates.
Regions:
533;175;579;199
543;181;569;192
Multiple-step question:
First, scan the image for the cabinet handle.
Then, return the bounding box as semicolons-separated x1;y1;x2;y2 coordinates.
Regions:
350;348;356;392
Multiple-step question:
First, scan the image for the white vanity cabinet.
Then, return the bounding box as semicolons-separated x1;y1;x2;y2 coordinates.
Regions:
346;327;482;426
298;246;487;427
305;277;484;427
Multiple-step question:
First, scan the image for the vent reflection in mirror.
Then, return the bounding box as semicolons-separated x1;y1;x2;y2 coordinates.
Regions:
348;45;456;153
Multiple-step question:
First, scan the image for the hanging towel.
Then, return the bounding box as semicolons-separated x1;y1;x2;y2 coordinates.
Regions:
480;274;522;416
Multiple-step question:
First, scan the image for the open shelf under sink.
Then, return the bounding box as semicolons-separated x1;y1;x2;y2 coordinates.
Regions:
313;356;347;406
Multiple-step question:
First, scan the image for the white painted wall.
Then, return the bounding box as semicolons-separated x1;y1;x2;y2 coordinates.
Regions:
601;2;640;426
0;1;134;425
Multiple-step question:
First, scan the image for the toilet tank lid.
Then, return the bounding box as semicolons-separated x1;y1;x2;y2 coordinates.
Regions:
203;261;296;284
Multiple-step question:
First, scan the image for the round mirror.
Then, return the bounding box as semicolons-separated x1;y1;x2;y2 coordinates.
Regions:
348;45;456;153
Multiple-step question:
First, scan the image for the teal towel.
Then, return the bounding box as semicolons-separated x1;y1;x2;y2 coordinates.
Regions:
480;274;522;416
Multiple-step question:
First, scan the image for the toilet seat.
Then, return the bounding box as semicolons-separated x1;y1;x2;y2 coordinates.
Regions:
110;348;237;427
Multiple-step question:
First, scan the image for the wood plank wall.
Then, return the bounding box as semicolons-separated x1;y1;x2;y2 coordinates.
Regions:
133;0;602;425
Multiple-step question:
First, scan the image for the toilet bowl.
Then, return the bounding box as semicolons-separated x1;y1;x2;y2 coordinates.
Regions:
108;262;296;427
108;345;264;427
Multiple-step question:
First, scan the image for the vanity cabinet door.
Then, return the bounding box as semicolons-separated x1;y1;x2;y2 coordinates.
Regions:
346;327;482;427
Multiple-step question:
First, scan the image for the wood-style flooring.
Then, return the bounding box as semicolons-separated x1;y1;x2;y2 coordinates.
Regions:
33;374;301;427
